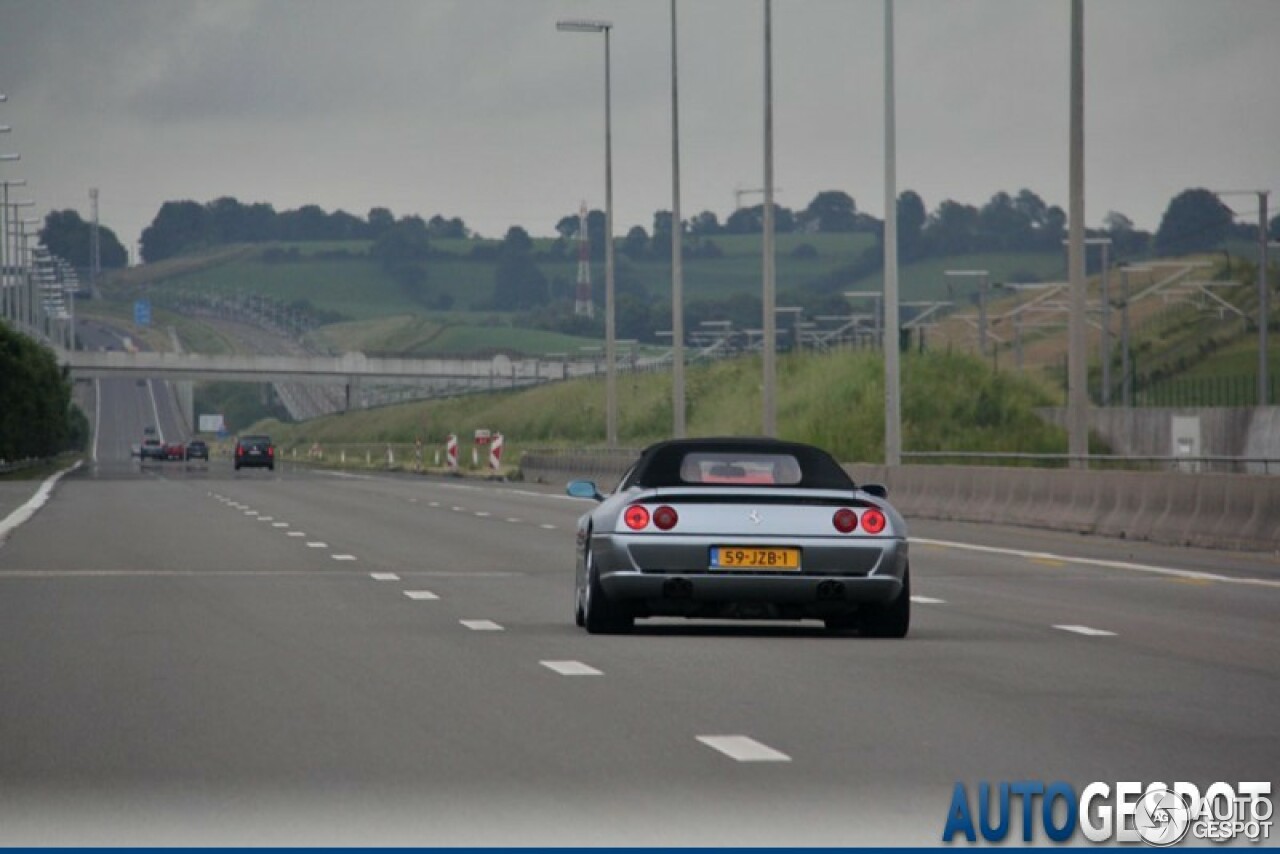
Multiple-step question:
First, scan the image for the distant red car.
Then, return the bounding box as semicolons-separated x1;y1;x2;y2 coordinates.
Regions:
163;442;185;461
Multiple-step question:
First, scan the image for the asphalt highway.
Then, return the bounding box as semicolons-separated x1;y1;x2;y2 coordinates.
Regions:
0;373;1276;844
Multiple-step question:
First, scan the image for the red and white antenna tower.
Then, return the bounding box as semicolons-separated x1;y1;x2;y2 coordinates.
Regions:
573;201;594;318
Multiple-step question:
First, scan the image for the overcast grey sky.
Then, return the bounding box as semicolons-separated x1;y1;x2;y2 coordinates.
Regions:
1;0;1276;258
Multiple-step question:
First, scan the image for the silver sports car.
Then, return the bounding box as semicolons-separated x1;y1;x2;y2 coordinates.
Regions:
567;437;910;636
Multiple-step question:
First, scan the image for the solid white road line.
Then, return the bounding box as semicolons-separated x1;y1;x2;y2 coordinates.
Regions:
306;542;328;548
0;461;83;543
404;591;440;601
332;554;357;561
1054;624;1117;637
911;596;947;604
287;531;306;537
540;660;603;677
460;619;504;631
696;736;791;763
370;573;400;581
911;536;1280;590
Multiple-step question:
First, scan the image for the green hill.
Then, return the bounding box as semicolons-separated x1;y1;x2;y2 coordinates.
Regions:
252;348;1068;464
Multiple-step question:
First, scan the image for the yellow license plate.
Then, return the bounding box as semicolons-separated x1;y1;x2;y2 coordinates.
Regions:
711;546;801;570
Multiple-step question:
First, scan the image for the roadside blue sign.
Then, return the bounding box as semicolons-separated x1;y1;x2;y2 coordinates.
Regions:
134;299;151;327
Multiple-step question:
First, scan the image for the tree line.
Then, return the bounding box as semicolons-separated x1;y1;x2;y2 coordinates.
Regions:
139;198;468;263
0;322;88;461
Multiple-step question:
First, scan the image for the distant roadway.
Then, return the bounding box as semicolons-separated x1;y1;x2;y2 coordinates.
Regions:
0;331;1275;845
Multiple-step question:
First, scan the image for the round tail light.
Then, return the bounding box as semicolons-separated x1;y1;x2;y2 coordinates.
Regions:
832;508;858;533
653;505;679;530
623;504;650;531
861;507;887;534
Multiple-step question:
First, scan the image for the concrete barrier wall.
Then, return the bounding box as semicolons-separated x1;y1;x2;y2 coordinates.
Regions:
846;464;1280;553
521;450;1280;553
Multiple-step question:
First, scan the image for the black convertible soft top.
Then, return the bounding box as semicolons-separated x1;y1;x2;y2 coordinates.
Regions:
626;437;855;491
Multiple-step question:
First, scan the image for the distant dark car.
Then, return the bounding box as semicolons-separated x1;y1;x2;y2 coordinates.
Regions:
140;437;165;460
163;442;186;461
234;435;275;471
185;439;209;461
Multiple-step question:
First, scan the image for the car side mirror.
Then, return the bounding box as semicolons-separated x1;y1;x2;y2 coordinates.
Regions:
567;480;604;502
861;482;888;499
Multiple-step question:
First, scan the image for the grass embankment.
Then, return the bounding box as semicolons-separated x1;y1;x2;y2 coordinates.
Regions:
251;349;1067;466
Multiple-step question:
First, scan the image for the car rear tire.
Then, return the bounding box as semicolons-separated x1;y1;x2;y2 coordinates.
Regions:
582;550;633;635
860;563;910;638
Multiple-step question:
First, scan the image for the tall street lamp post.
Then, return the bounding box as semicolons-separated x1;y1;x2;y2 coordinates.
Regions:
0;179;30;322
1066;0;1088;469
761;0;777;437
882;0;901;467
557;18;618;446
670;0;686;438
6;198;35;327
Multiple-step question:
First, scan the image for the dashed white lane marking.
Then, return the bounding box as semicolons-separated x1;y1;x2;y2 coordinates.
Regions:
428;501;440;508
541;660;603;677
243;511;258;516
911;596;947;604
911;537;1280;589
506;518;522;523
332;554;357;561
696;736;791;763
257;516;274;522
1054;624;1117;637
371;573;400;581
460;619;504;631
539;524;557;530
404;590;440;601
451;506;465;512
474;511;491;517
287;531;306;537
306;542;328;548
272;522;288;528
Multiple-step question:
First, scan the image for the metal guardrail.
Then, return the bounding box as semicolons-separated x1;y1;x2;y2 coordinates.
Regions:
901;451;1280;475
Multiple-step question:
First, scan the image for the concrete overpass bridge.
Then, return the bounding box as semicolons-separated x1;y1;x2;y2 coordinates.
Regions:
57;348;614;390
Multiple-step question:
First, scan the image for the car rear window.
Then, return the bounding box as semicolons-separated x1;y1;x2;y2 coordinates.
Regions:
678;452;802;485
630;441;853;490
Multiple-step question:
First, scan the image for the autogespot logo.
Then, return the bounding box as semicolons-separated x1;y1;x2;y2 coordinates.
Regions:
942;780;1272;845
1133;786;1192;846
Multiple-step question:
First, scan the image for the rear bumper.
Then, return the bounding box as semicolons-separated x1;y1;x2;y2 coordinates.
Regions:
591;532;907;617
601;570;903;604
